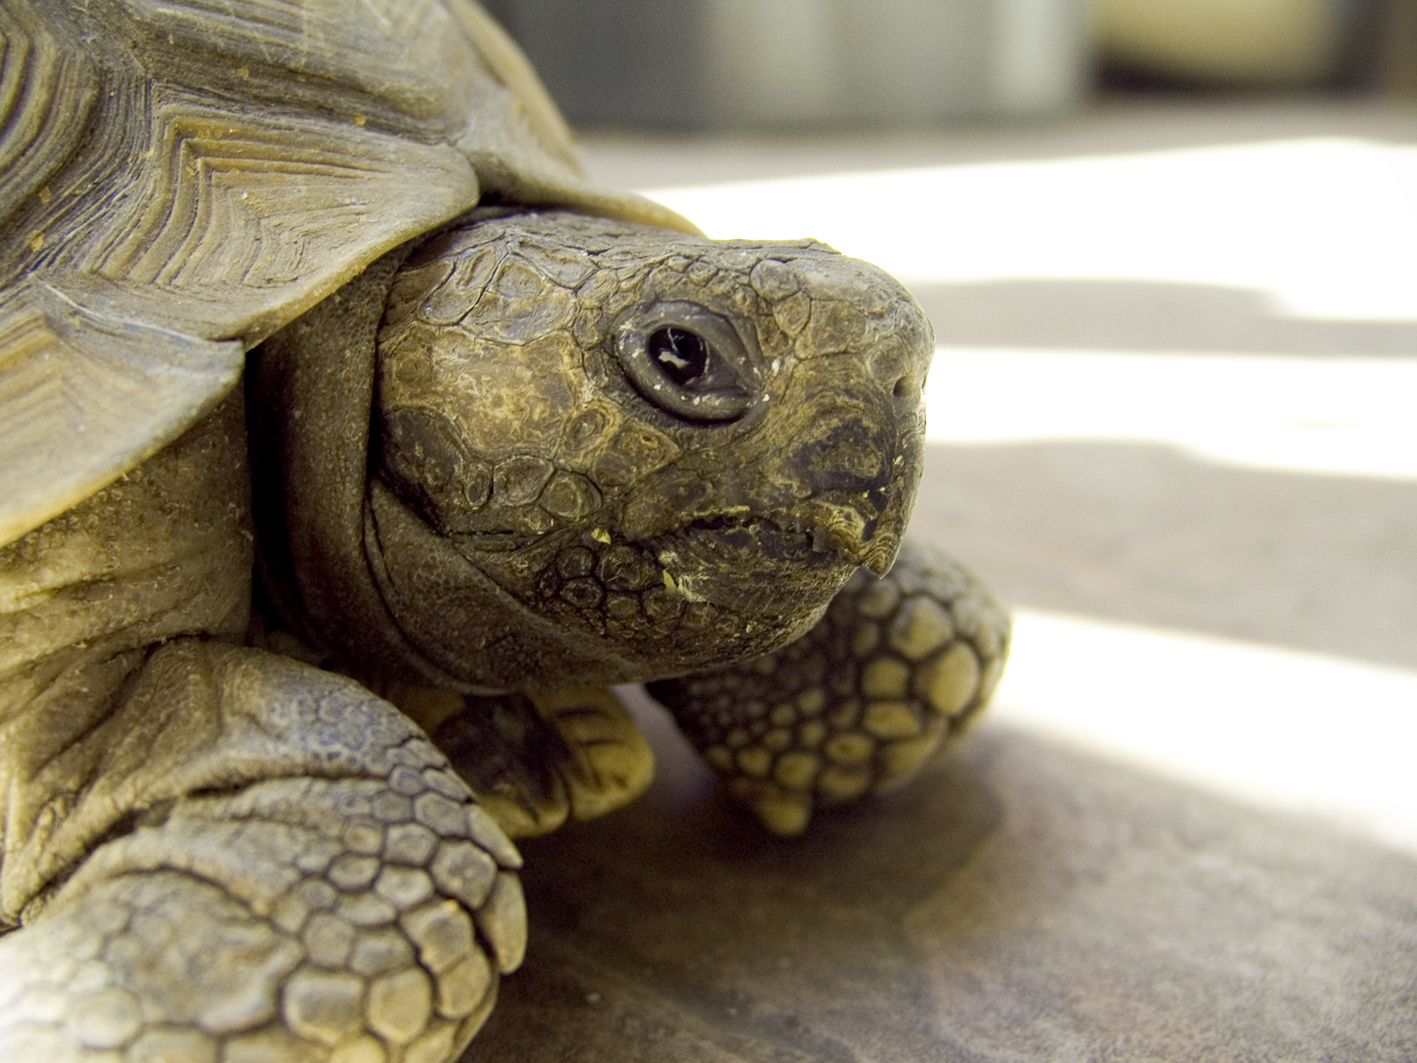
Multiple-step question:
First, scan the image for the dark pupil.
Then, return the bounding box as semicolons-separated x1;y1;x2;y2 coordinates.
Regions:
649;327;712;388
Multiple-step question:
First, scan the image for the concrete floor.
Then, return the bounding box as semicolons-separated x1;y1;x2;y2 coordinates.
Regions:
461;100;1417;1062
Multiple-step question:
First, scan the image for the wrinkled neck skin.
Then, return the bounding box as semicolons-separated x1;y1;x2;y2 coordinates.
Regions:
250;207;932;694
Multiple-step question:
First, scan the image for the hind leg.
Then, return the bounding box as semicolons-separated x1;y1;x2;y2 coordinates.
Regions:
649;540;1010;835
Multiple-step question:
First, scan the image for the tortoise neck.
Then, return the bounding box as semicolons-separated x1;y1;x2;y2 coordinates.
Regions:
246;242;442;687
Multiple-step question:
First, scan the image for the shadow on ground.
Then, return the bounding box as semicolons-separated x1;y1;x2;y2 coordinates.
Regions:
463;691;1417;1062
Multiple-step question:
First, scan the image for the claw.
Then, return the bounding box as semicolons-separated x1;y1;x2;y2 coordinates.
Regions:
730;780;814;836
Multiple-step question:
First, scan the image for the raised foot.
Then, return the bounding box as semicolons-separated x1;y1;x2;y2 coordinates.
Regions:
0;774;523;1063
649;540;1010;835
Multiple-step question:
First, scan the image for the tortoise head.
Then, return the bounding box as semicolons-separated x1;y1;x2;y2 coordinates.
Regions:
369;210;932;686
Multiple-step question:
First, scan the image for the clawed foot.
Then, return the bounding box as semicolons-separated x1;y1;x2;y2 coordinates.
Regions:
0;650;525;1063
0;773;523;1062
650;540;1009;834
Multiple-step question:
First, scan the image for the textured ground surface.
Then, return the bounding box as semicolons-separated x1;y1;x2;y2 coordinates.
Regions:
460;100;1417;1062
464;698;1417;1063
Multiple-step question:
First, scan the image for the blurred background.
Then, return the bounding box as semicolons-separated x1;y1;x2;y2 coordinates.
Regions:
481;0;1415;127
482;0;1417;849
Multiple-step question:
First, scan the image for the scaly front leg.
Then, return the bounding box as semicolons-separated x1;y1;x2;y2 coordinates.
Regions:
649;540;1010;835
0;645;523;1063
0;396;519;1062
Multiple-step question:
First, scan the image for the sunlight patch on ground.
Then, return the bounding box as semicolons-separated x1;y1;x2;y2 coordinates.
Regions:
639;137;1417;323
924;347;1417;481
992;609;1417;853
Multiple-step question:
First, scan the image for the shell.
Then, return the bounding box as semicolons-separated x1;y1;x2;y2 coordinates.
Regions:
0;0;691;547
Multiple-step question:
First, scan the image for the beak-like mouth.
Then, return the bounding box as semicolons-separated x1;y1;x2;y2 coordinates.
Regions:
857;529;903;577
788;496;908;577
650;490;909;617
649;515;851;614
685;513;853;565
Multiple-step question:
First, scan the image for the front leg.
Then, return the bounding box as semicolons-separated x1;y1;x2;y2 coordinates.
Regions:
0;645;523;1063
648;540;1010;835
0;390;520;1061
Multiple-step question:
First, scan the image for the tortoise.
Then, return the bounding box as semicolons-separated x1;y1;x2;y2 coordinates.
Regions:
0;1;1010;1060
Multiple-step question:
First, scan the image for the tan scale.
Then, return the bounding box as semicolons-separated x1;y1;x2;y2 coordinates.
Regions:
775;751;822;789
888;595;955;660
862;700;924;740
652;540;1011;833
861;657;912;700
877;722;950;789
825;733;875;767
915;641;984;719
763;727;795;752
817;766;872;803
829;699;864;729
705;747;734;772
853;620;882;656
796;688;826;715
737;747;774;779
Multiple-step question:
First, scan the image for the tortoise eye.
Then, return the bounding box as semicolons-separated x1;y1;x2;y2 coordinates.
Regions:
615;303;758;423
648;327;740;392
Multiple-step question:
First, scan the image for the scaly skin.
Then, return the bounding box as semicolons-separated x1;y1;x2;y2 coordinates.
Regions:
0;398;522;1061
650;541;1010;835
0;701;524;1062
0;0;1006;1055
0;209;1000;1060
374;683;656;839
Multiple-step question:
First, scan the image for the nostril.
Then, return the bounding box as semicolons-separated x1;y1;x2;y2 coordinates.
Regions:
892;374;923;401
